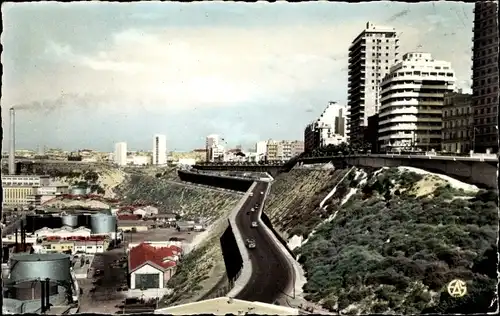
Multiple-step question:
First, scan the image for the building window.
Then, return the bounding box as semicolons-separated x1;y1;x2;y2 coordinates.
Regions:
135;273;160;289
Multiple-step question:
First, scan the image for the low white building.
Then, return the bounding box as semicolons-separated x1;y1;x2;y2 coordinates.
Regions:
128;155;151;166
133;206;159;218
128;243;179;293
35;226;91;238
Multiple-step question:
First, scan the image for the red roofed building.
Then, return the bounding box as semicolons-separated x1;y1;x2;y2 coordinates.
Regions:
128;243;178;290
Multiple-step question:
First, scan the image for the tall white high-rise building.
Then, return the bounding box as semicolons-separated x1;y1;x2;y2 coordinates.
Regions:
255;141;268;162
347;22;400;143
114;142;128;166
152;134;167;165
378;52;456;152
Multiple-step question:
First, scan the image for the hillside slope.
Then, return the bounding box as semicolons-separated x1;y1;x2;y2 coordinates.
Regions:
116;174;240;222
265;166;498;314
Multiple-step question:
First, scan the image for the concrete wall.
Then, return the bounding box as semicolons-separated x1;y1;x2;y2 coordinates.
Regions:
219;221;243;281
344;156;497;189
177;170;254;192
193;156;497;189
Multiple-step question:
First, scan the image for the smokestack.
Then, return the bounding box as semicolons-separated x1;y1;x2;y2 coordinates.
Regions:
45;278;51;311
15;228;18;249
9;107;16;175
40;280;46;313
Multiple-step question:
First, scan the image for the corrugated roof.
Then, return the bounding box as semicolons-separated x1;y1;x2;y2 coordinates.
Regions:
129;243;178;273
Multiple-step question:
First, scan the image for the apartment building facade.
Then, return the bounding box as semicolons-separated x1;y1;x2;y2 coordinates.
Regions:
378;52;455;152
114;142;127;166
471;1;499;153
347;22;399;143
304;101;348;152
265;140;304;161
152;134;167;165
442;91;473;153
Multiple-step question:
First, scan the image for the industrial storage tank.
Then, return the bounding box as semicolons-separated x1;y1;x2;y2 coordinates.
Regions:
90;213;117;234
8;280;58;301
70;187;87;195
9;253;71;283
61;214;78;227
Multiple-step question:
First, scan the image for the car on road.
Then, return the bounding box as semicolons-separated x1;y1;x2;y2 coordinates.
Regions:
260;191;264;195
250;207;255;212
246;238;256;249
249;192;254;197
251;221;258;228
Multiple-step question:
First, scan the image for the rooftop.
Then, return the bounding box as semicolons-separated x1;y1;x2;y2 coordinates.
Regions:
129;243;180;273
155;297;299;315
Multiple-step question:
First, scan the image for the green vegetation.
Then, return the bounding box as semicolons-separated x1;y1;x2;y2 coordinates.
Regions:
266;166;497;314
116;174;239;222
161;238;222;306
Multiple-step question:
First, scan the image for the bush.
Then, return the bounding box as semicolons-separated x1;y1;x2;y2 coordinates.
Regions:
293;167;497;314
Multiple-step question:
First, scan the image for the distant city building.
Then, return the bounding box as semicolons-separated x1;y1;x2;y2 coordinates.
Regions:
205;134;225;162
347;22;400;143
255;141;268;162
114;142;128;166
471;1;499;153
152;134;167;165
128;155;151;166
442;90;473;153
378;52;456;152
304;101;348;152
265;140;304;162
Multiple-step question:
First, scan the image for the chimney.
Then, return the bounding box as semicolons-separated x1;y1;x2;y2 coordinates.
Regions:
40;280;46;313
9;107;16;175
45;278;51;311
15;228;18;249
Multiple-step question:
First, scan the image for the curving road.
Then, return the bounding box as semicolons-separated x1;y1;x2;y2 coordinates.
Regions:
234;182;292;304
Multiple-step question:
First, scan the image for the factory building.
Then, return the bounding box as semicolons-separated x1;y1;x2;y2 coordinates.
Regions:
3;186;36;207
128;243;180;297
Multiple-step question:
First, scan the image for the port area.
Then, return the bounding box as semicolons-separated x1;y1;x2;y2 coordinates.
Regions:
77;227;201;313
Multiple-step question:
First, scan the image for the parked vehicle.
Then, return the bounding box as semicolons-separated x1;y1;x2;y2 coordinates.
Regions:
249;192;254;197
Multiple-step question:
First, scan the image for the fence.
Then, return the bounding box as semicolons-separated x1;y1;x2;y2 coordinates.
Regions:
203;269;243;300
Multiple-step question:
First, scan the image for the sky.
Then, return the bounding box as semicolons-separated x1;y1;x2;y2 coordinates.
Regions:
1;1;475;152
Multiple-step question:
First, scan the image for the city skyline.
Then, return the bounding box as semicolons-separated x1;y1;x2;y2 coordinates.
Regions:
2;2;475;151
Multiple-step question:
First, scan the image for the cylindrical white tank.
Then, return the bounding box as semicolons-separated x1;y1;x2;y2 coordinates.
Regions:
61;215;78;227
90;214;116;234
10;253;71;283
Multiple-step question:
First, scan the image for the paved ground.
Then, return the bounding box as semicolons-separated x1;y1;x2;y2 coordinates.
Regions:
78;247;128;314
234;182;291;304
123;227;198;244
